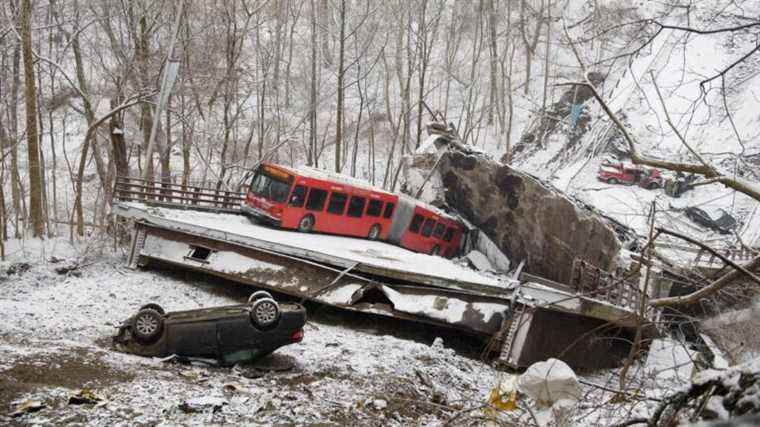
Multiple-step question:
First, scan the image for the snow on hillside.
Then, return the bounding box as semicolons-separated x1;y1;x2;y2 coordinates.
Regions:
512;1;760;251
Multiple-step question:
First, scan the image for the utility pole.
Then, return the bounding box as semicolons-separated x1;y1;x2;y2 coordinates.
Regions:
142;1;185;181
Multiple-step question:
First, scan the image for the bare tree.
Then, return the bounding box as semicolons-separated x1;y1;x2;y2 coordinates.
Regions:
520;0;544;96
334;0;346;173
20;0;44;237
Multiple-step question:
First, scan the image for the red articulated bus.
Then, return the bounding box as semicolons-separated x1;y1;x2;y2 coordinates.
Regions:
242;163;465;258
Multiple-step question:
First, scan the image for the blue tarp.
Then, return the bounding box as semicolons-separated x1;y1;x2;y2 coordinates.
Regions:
570;103;584;128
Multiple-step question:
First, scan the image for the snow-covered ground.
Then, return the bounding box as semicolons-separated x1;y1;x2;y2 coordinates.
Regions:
0;237;499;425
0;237;689;425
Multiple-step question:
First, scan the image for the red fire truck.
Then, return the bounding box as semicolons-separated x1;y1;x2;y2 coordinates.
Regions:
242;163;464;258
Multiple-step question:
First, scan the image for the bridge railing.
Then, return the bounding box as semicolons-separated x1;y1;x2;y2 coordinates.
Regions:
114;176;245;214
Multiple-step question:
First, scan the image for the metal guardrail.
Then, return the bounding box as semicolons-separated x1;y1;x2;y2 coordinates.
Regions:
570;258;641;311
114;176;245;214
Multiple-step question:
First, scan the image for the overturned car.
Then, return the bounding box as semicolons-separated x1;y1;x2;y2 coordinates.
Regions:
113;292;306;365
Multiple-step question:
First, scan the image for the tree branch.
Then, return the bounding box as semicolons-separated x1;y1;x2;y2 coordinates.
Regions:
560;18;760;202
650;254;760;307
651;20;760;35
657;227;760;286
700;43;760;91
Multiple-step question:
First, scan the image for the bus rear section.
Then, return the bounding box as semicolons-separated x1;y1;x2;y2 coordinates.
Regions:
390;196;464;258
242;164;295;226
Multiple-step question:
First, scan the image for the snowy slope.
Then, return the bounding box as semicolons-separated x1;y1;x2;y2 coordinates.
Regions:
514;1;760;255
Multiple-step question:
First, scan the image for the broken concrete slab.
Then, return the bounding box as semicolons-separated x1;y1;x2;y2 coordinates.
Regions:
438;151;622;285
465;250;495;272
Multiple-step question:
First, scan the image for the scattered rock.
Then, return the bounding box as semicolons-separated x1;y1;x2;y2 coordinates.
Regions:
68;388;102;405
178;396;228;413
222;383;243;394
372;399;388;410
431;337;444;351
6;263;32;276
248;353;295;372
236;367;265;379
54;265;81;276
10;400;45;417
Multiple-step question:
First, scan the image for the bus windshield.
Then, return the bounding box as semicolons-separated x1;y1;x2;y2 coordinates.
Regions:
249;169;292;203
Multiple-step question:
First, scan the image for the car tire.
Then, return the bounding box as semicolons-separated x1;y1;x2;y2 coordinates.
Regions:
368;224;381;240
607;178;619;185
139;303;166;316
248;290;273;304
297;215;315;233
132;308;163;344
250;298;280;329
430;245;440;256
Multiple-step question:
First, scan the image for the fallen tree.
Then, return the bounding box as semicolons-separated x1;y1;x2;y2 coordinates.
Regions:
561;19;760;308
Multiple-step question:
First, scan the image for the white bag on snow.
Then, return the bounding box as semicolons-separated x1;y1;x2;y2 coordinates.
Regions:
517;358;581;407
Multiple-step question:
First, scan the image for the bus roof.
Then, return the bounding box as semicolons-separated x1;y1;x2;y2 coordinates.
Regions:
264;162;396;196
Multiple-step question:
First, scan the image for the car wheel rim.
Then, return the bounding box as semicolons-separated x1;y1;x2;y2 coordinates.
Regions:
256;303;277;324
135;315;158;336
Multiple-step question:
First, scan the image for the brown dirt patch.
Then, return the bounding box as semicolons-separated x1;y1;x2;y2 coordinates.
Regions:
0;347;134;412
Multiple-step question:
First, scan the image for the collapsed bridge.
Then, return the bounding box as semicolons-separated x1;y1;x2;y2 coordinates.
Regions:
112;176;657;369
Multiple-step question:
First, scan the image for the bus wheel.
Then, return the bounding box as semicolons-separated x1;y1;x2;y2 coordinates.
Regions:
298;215;315;233
430;245;440;256
368;224;381;240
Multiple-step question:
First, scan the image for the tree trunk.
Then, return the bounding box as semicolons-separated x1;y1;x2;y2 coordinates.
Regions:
36;56;51;234
520;0;543;96
539;4;552;146
136;14;154;180
110;97;129;178
487;0;498;126
309;0;318;166
334;0;346;173
161;106;171;189
10;44;22;237
20;0;44;237
319;0;332;66
350;73;364;177
0;119;9;244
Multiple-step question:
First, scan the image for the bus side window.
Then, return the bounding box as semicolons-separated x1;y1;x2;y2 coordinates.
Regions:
347;196;366;218
327;192;348;215
383;202;395;219
433;223;446;239
306;188;328;211
366;199;383;217
421;219;435;237
409;214;424;233
443;227;455;242
289;185;307;207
